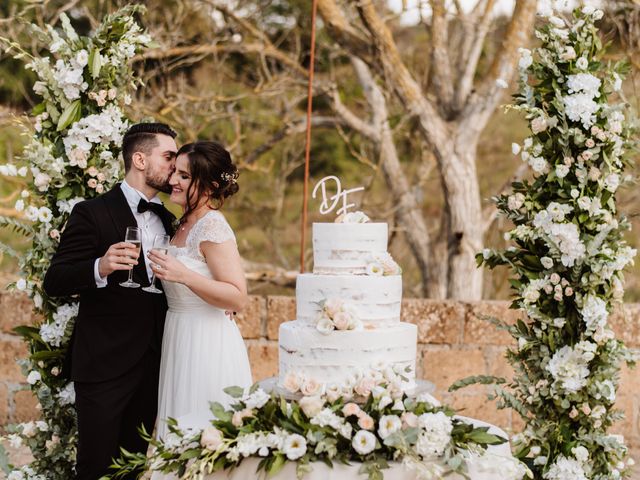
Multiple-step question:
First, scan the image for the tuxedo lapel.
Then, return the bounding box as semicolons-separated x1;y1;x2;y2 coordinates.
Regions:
102;184;149;284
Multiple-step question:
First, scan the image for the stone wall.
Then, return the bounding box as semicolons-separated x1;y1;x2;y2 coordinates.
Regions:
1;292;638;448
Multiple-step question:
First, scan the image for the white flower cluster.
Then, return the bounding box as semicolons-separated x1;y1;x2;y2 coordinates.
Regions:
335;211;370;223
231;428;308;461
51;50;89;101
415;411;453;458
365;252;402;276
470;452;530;480
7;465;47;480
546;341;596;394
241;387;270;410
63;104;127;164
533;204;586;267
580;294;608;338
39;303;78;347
543;453;588;480
57;382;76;406
315;298;362;334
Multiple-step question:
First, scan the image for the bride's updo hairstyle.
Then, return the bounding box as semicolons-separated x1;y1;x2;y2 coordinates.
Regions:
176;141;239;220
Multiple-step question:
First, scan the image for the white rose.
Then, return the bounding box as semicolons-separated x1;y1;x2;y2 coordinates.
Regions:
555;164;569;179
576;57;589;70
507;192;525;210
366;262;384;276
561;46;577;61
26;370;41;385
283;433;307;460
378;414;402;440
299;395;324;418
531;116;548;134
316;316;334;334
21;421;37;438
540;257;553;269
352;430;377;455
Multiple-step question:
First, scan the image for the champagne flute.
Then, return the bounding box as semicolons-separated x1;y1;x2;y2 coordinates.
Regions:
142;234;171;294
119;226;142;288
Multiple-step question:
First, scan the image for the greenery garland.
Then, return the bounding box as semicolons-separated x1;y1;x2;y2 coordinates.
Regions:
109;383;525;480
453;6;637;480
0;7;149;478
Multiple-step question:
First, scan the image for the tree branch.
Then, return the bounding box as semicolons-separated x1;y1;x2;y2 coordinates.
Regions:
354;0;448;146
454;0;496;112
428;0;455;115
243;116;345;165
462;0;536;125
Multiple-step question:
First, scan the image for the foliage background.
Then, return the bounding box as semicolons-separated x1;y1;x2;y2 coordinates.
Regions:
0;0;639;301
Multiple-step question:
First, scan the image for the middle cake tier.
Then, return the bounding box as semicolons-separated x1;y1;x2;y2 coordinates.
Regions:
296;273;402;327
279;321;417;388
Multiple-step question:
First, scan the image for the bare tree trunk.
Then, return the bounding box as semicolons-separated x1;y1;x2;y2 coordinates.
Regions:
437;135;483;299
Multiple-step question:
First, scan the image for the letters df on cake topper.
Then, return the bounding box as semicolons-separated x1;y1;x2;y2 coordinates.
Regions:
312;175;365;216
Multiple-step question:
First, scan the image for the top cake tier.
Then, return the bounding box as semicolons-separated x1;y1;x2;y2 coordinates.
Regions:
313;222;388;275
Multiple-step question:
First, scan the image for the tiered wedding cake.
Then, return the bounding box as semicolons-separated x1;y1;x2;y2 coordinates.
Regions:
278;212;418;396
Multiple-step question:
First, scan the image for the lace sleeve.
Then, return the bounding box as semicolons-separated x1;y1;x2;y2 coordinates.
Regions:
187;211;236;260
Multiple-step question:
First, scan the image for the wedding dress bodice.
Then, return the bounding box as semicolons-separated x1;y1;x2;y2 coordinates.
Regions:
162;210;236;313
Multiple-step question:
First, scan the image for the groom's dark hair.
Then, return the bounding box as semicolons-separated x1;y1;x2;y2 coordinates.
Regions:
122;122;177;172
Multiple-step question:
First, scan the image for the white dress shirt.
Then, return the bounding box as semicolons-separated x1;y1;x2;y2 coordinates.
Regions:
94;180;167;287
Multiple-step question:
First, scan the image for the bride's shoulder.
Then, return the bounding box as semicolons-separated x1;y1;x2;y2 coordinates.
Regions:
194;209;235;244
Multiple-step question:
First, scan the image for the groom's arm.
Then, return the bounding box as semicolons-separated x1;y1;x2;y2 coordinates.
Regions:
43;202;101;297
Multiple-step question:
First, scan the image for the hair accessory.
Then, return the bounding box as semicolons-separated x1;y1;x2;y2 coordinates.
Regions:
221;171;238;184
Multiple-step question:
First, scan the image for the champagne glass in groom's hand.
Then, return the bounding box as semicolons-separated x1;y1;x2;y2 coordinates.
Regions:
119;226;142;288
142;234;171;294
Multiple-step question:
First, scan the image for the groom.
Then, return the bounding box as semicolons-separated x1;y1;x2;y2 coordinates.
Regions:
43;122;178;479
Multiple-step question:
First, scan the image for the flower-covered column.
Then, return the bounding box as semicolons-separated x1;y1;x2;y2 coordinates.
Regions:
0;7;149;478
476;6;636;480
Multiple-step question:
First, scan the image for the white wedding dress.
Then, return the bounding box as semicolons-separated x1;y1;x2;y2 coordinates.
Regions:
155;210;253;442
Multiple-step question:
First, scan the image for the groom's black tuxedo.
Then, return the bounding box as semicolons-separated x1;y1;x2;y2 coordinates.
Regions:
43;184;175;480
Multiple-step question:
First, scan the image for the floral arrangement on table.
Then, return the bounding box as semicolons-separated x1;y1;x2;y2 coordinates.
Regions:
0;6;149;478
315;298;363;333
109;382;527;480
453;5;637;480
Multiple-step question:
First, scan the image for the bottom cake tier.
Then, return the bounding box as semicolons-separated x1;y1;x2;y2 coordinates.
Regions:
278;321;417;393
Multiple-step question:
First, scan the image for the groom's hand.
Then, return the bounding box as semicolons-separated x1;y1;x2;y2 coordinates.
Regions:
98;242;139;278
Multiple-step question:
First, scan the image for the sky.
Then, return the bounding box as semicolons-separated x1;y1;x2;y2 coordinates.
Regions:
387;0;605;25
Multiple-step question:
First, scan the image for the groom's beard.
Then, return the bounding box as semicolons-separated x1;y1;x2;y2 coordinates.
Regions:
146;170;172;194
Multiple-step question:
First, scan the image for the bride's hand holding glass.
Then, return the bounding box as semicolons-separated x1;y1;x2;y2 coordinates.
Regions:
148;250;191;284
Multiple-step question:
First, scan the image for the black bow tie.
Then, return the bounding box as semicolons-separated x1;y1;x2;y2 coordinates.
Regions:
137;198;166;217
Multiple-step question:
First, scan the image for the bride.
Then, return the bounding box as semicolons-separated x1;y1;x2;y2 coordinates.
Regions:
147;140;252;441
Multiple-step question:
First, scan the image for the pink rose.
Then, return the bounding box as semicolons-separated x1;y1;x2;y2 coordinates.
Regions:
401;412;418;428
357;413;375;431
342;402;361;417
355;377;376;397
323;298;343;318
231;407;252;427
87;178;98;188
282;372;300;393
333;311;352;331
300;377;321;396
201;426;223;451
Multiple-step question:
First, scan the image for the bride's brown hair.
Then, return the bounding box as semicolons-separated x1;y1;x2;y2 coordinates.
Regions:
176;141;239;222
